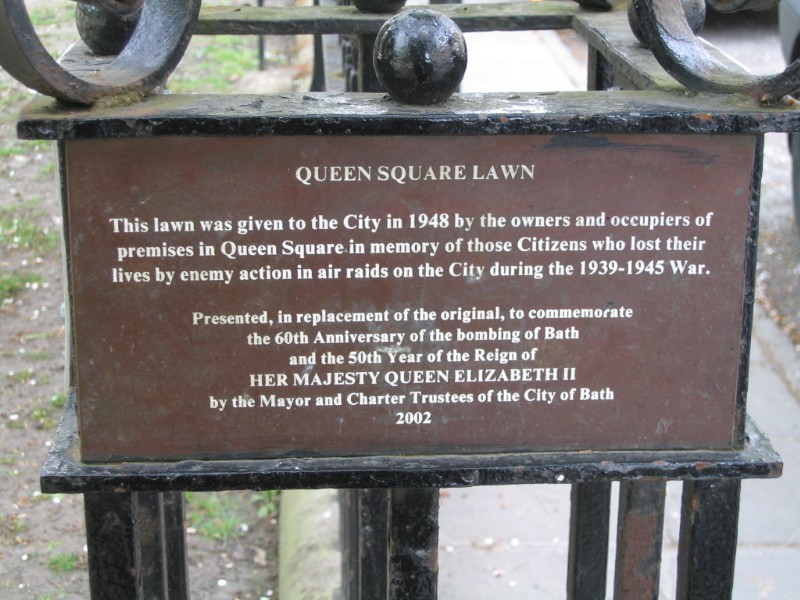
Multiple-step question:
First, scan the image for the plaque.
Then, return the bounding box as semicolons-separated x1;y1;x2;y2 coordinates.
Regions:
64;133;755;461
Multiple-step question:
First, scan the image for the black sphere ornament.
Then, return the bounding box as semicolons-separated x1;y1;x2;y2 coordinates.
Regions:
76;3;142;56
373;9;467;105
353;0;407;13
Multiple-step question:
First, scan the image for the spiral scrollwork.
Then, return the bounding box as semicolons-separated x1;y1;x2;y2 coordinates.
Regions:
631;0;800;102
0;0;200;105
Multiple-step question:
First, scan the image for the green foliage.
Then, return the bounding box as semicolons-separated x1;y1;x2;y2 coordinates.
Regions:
168;36;260;93
47;552;82;573
0;513;29;536
0;214;58;254
185;491;246;545
0;145;27;157
28;6;74;28
185;490;280;545
50;392;67;409
0;207;58;302
0;272;43;303
255;490;280;518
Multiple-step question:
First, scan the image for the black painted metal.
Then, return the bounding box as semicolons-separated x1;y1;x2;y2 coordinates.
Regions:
258;0;266;71
41;396;782;494
5;3;791;599
340;489;360;598
627;0;705;48
84;491;188;599
310;0;327;90
388;489;439;600
373;9;467;104
676;479;742;600
353;0;407;13
339;488;391;600
0;0;200;104
341;487;431;600
1;0;796;103
356;35;382;92
567;482;611;600
360;489;390;599
73;0;144;15
75;1;141;56
632;0;800;102
587;47;620;91
17;89;800;142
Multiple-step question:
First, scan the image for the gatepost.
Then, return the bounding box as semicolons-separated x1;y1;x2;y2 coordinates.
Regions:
0;0;794;597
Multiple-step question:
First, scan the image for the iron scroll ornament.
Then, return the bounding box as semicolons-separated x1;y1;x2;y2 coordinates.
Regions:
0;0;200;105
632;0;800;102
0;0;798;104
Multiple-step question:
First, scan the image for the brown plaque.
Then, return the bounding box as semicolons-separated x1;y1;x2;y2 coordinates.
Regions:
64;134;755;461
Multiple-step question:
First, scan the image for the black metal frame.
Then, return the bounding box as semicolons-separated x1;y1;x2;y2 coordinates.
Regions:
8;2;795;598
42;391;780;598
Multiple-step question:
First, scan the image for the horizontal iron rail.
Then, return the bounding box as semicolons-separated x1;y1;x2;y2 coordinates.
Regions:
17;89;800;140
573;11;751;93
41;392;781;494
194;2;579;36
575;10;684;92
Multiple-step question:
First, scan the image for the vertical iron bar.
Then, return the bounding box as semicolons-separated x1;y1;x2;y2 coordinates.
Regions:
356;35;382;92
339;489;360;599
567;482;611;600
84;491;188;600
310;0;326;91
257;0;265;71
359;489;389;599
388;488;439;600
162;492;190;598
676;479;741;600
587;47;613;91
85;491;138;599
613;480;666;600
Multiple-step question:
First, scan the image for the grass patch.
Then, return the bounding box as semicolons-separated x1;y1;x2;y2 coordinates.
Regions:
28;6;74;28
0;215;58;253
30;406;55;430
0;212;56;303
0;196;46;214
24;5;77;60
185;490;280;545
0;272;43;302
255;490;280;518
0;145;27;157
7;369;36;384
0;514;29;537
185;491;247;545
47;552;83;573
51;392;67;408
168;36;261;93
27;393;66;430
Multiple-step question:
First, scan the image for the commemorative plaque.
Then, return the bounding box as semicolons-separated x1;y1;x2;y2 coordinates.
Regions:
64;133;755;461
